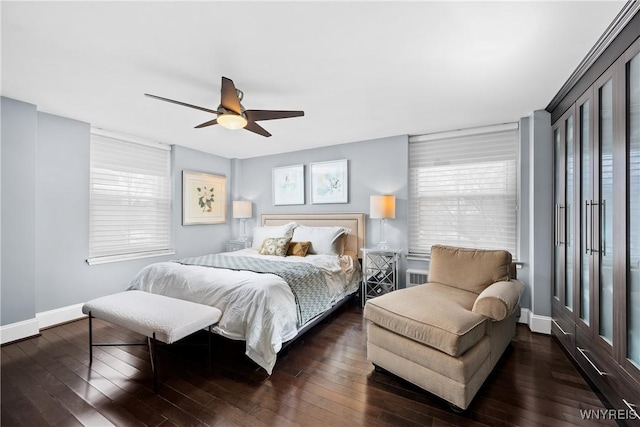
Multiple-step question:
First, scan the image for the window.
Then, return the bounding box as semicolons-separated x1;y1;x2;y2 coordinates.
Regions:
87;129;173;265
408;124;518;257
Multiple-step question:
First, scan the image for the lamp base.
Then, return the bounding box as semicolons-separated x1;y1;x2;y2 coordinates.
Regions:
376;218;389;250
237;218;248;242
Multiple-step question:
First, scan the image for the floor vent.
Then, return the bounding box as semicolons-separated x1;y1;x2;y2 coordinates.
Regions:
406;269;429;287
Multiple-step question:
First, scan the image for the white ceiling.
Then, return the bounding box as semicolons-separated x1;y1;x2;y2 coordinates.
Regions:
1;1;625;159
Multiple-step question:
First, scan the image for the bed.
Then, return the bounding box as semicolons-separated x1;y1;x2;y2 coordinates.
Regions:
128;212;365;374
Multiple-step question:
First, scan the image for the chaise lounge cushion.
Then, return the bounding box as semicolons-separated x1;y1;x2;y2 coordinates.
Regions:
429;245;513;294
364;283;488;357
367;323;491;383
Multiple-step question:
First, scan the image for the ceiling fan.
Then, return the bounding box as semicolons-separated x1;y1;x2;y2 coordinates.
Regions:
145;77;304;137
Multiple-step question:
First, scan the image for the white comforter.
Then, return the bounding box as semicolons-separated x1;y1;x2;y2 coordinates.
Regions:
128;249;360;374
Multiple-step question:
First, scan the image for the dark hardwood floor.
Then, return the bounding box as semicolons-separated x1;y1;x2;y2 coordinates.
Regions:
1;303;615;427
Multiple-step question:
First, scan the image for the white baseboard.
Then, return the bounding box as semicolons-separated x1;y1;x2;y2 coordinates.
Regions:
518;308;551;334
5;303;552;344
0;318;40;345
518;308;530;324
1;303;87;345
36;303;86;329
529;313;552;334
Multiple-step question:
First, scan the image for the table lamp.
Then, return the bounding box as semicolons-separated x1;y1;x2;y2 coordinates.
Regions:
232;200;252;241
370;195;395;250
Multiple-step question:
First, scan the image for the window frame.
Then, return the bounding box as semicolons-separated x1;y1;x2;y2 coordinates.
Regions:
87;128;174;265
408;123;519;259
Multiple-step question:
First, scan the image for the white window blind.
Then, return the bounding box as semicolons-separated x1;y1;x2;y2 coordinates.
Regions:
408;124;518;257
88;130;173;264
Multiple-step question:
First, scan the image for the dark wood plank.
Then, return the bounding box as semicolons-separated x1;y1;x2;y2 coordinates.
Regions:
2;363;76;425
1;374;52;426
39;318;210;427
2;306;615;427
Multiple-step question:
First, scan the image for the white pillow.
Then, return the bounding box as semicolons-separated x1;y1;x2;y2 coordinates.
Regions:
251;222;297;250
291;225;350;255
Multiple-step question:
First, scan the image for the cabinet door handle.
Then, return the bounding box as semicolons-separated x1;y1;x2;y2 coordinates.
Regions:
589;200;598;255
577;347;607;376
590;201;598;254
559;205;565;245
555;204;562;246
552;319;569;336
554;204;559;246
556;204;561;246
601;199;606;256
584;200;590;254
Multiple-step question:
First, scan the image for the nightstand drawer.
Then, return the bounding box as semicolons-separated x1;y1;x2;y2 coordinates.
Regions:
227;240;250;252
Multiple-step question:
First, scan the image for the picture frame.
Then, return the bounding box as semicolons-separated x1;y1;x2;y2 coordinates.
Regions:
272;164;305;205
182;170;227;225
310;159;349;204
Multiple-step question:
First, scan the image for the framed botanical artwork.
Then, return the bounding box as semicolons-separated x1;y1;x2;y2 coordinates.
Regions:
310;159;348;204
182;170;227;225
272;164;305;205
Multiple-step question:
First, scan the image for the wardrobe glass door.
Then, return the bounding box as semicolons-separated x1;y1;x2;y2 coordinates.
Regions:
566;115;575;312
579;99;591;325
554;127;563;302
599;78;614;344
627;51;640;366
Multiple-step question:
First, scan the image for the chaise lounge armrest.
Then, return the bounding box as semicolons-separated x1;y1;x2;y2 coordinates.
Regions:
472;279;524;321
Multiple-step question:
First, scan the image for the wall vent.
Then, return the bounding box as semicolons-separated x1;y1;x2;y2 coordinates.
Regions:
406;269;429;287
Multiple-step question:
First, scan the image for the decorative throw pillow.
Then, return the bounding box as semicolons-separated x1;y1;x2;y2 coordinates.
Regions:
251;222;297;250
287;241;311;257
259;237;292;257
291;225;350;255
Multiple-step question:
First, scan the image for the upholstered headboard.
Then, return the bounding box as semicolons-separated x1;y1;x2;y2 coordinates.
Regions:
262;213;366;258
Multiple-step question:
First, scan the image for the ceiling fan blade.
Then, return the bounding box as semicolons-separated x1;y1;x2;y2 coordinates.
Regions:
195;118;218;129
145;93;219;115
245;110;305;122
220;77;242;115
244;121;272;137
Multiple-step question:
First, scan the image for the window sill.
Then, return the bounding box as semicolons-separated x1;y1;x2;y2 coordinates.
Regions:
406;254;430;262
86;249;175;266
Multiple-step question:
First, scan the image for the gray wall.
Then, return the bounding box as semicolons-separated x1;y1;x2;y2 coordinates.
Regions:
1;98;38;324
518;117;532;309
528;110;553;317
1;98;232;323
1;94;554;327
237;135;410;285
173;145;232;258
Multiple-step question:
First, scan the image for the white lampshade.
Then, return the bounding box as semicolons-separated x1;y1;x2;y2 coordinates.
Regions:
232;201;252;219
370;195;396;219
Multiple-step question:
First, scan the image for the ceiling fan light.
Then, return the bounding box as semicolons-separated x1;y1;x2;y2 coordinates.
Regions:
218;113;247;130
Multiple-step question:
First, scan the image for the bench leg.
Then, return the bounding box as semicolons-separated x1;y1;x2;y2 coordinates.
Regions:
88;312;93;364
208;325;213;370
148;333;158;393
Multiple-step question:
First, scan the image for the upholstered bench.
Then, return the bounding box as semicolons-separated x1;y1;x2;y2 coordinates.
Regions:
82;290;222;392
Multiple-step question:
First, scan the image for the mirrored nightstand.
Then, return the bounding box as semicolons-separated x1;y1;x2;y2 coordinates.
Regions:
227;240;251;252
361;248;402;307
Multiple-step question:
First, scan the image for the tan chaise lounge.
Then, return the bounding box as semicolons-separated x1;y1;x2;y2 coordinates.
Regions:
364;245;524;410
